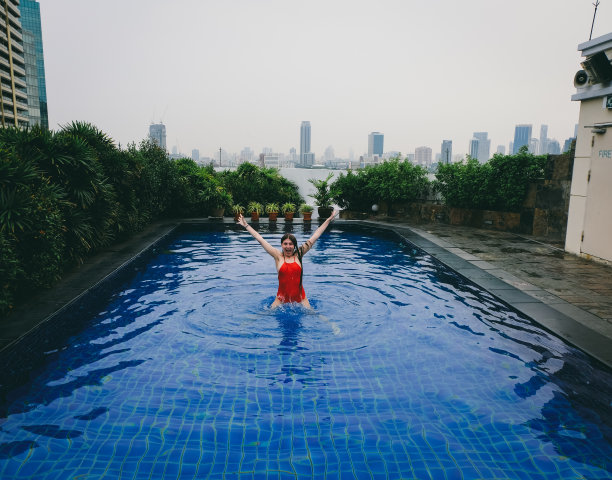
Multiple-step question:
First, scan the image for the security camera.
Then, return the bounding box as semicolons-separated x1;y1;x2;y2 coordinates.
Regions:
574;69;589;87
581;51;612;84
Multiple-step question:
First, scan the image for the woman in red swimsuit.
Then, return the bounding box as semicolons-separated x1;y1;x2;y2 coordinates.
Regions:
237;209;338;308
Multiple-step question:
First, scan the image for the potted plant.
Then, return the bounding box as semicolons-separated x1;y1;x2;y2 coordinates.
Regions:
265;202;280;221
281;202;296;221
232;204;245;222
308;172;335;218
299;203;313;221
209;186;232;218
247;201;264;221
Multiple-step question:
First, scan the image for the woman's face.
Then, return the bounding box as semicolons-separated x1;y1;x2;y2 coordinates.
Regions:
281;238;295;256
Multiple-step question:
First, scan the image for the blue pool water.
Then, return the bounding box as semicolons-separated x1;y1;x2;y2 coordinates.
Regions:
0;224;611;480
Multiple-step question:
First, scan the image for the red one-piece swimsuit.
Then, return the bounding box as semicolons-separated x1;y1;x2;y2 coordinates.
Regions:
276;256;306;303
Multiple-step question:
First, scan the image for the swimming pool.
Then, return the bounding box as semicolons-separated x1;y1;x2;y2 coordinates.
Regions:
0;223;610;479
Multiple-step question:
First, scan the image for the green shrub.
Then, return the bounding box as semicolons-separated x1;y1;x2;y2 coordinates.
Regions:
332;158;430;211
434;157;493;210
435;146;546;212
220;163;302;207
331;169;370;211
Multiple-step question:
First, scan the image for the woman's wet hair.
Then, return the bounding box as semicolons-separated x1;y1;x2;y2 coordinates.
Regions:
281;233;303;291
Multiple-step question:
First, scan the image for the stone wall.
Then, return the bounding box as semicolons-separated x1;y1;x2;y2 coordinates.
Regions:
340;150;574;240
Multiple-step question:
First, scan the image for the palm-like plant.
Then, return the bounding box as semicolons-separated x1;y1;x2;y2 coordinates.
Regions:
247;201;264;215
265;203;279;214
281;202;295;214
308;172;335;208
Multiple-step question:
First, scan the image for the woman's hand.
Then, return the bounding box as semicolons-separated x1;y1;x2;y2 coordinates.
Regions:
237;214;248;228
328;209;339;222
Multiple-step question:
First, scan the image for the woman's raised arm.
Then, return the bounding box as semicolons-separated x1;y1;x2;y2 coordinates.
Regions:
300;209;339;255
236;214;281;259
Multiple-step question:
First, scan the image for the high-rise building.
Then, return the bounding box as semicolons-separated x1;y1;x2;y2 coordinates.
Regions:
513;124;532;154
415;146;432;167
539;125;548;155
496;145;506;155
148;123;166;149
192;149;199;162
300;121;311;165
1;0;29;127
18;0;47;128
440;140;452;164
368;132;384;157
470;132;490;163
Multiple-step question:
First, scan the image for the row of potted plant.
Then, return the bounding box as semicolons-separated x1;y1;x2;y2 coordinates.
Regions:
232;202;314;221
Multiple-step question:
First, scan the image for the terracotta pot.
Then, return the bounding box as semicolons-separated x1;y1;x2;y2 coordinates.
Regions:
284;212;294;221
302;212;312;221
251;212;260;221
268;212;278;221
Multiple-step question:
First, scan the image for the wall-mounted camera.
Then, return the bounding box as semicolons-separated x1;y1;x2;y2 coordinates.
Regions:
580;51;612;84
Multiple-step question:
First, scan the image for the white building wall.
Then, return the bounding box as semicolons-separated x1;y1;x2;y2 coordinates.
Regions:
565;33;612;263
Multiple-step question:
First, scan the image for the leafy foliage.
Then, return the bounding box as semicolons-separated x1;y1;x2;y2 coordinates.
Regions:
308;173;335;208
332;158;430;210
219;163;302;208
435;146;546;212
0;123;233;317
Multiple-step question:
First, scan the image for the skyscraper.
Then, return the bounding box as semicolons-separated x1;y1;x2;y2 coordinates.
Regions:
472;132;490;163
368;132;384;157
513;124;532;154
1;0;29;127
468;132;490;163
18;0;48;128
441;140;452;164
539;125;548;155
149;123;166;149
300;121;312;166
469;138;480;160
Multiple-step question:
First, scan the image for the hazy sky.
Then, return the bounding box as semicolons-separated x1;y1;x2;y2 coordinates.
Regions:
39;0;609;158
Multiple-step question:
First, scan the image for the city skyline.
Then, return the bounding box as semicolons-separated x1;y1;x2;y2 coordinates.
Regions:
166;119;572;165
38;0;608;157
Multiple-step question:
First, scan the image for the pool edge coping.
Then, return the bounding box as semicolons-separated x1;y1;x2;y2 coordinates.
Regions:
2;217;611;370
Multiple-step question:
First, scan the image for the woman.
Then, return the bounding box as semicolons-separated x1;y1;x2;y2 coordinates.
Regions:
236;210;338;308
